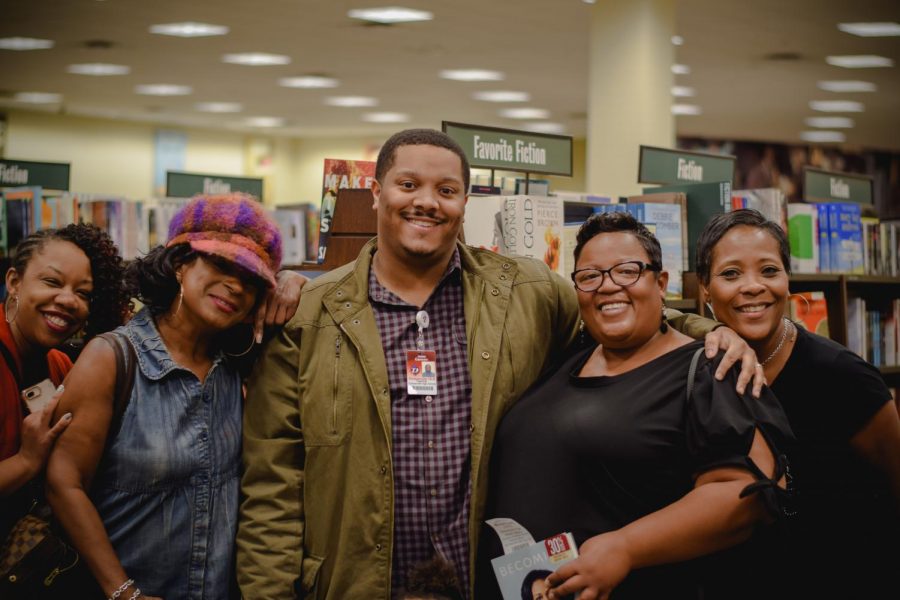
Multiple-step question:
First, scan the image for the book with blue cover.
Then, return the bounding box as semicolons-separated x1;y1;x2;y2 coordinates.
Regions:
828;203;863;274
626;202;684;298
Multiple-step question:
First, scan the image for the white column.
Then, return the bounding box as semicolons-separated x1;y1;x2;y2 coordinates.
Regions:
586;0;675;196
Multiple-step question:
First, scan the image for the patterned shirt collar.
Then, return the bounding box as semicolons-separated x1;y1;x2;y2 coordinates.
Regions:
368;248;462;306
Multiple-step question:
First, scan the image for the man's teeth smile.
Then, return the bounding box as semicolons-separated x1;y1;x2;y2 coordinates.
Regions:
407;218;436;228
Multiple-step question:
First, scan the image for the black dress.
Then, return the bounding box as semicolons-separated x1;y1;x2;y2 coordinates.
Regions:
474;341;793;600
704;326;899;599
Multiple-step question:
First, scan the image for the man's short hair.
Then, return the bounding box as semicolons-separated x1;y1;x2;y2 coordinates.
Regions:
375;129;470;193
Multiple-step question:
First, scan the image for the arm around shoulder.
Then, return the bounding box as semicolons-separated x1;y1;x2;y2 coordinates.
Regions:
238;322;307;598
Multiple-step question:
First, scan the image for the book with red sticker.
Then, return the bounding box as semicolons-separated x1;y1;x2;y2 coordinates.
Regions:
490;530;578;599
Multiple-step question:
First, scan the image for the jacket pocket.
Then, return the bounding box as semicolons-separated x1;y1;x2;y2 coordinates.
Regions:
303;333;353;446
296;553;325;598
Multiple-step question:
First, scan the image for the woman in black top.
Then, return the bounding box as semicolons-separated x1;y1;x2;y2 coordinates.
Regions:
476;212;793;600
696;209;900;599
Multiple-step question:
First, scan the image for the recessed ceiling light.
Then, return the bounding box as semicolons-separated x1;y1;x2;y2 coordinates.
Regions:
671;35;684;46
499;108;550;119
800;131;846;143
440;69;504;82
279;76;339;88
244;116;284;127
671;64;691;75
805;117;854;128
196;102;243;113
0;37;54;50
671;86;695;97
472;90;530;102
14;92;62;104
67;63;131;76
347;7;433;24
817;80;877;93
826;55;893;68
325;96;378;107
150;22;229;37
222;53;291;66
671;104;702;115
809;100;864;112
837;22;900;37
522;122;566;134
135;84;193;96
362;112;410;123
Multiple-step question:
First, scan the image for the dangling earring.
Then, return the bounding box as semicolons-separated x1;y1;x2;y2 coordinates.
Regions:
578;319;586;345
173;285;183;317
225;328;256;357
4;295;19;324
660;303;669;333
705;302;717;321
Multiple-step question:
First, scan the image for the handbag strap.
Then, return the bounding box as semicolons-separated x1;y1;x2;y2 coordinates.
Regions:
686;346;705;403
96;332;137;444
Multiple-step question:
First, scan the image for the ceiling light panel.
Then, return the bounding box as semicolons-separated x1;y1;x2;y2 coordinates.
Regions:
800;131;846;143
0;37;54;50
440;69;504;81
817;80;877;93
472;90;531;102
279;76;339;88
499;108;549;119
809;100;864;112
222;53;291;66
671;35;684;46
671;64;691;75
325;96;378;107
362;112;410;123
347;7;433;24
671;86;695;97
244;116;284;127
805;117;854;128
522;122;566;134
14;92;62;103
150;22;229;37
196;102;243;113
826;55;893;68
837;22;900;37
135;84;193;96
671;104;702;115
67;63;130;76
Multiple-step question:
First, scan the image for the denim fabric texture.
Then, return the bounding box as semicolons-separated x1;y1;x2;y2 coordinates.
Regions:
91;308;242;599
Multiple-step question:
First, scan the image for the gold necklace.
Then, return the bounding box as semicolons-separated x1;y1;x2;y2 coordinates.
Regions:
760;318;794;366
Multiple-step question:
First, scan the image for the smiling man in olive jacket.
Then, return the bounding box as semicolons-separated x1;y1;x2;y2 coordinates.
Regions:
236;129;751;599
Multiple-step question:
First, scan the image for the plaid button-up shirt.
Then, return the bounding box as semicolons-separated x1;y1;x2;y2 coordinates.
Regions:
369;250;472;596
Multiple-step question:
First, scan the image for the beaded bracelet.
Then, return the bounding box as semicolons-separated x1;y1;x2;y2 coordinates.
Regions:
128;589;142;600
109;579;134;600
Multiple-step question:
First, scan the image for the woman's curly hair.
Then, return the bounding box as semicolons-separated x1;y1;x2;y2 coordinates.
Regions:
10;224;132;339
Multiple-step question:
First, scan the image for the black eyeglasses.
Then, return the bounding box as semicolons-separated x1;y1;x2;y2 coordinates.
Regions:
571;261;661;292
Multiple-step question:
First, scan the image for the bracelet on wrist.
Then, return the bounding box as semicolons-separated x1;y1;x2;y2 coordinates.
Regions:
128;588;142;600
108;578;134;600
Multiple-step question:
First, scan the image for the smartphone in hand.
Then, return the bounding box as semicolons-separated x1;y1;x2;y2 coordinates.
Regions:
21;378;57;414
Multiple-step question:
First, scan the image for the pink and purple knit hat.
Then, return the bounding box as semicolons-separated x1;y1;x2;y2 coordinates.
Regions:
166;193;282;288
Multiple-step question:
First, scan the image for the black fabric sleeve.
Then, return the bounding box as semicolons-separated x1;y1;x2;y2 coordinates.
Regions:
685;352;796;517
828;347;892;439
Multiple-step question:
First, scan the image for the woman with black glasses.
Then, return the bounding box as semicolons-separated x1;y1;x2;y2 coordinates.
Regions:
475;212;794;600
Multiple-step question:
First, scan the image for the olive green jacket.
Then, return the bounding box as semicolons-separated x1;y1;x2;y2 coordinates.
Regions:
237;239;713;599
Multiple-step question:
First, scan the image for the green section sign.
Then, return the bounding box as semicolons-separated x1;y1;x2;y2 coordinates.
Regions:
166;171;264;200
804;167;872;204
0;159;70;190
638;145;735;185
442;121;573;176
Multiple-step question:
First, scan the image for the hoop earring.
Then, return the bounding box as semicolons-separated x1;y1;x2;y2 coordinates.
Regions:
4;295;19;324
173;285;183;317
224;328;256;357
705;302;717;321
660;302;669;333
788;292;810;317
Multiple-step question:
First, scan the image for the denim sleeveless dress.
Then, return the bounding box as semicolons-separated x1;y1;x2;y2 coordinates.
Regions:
90;308;242;599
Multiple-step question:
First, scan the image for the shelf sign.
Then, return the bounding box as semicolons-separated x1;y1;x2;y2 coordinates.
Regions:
166;171;264;200
0;159;70;190
442;121;573;176
638;145;735;185
804;167;873;204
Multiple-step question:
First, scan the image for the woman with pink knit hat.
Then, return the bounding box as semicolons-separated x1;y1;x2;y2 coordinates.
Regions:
45;193;287;600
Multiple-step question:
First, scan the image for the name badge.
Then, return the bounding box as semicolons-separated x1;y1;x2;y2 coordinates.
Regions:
406;350;437;395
